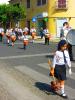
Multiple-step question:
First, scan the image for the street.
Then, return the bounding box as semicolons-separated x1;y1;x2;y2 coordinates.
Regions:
0;39;75;100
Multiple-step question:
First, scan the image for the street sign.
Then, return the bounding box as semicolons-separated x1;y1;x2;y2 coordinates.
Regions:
32;17;37;22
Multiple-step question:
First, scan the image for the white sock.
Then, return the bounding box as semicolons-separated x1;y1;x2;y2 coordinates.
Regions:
7;40;9;43
60;85;65;94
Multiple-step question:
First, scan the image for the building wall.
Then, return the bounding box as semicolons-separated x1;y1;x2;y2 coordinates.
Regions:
9;0;75;37
47;0;75;37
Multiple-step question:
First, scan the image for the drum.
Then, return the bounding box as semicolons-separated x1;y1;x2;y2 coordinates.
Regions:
1;32;4;36
23;38;28;45
6;33;10;39
31;32;36;39
11;35;16;42
23;32;28;35
45;34;50;39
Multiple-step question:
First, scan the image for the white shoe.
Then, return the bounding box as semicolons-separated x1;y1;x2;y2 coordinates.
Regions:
61;93;68;99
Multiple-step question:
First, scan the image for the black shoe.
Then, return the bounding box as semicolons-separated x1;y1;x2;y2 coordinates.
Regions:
60;93;68;99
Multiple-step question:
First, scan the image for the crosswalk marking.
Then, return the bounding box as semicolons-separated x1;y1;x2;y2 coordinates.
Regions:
15;65;50;83
15;65;75;99
0;68;43;100
38;63;75;80
0;53;54;60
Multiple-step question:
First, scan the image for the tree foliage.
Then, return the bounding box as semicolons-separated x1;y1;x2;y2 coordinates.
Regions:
0;4;26;27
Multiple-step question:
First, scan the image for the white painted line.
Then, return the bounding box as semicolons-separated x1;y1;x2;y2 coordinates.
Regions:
38;63;75;80
0;68;43;100
15;65;50;83
0;53;54;60
15;65;75;99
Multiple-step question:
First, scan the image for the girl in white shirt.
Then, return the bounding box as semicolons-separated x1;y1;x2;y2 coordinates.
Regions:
50;40;72;98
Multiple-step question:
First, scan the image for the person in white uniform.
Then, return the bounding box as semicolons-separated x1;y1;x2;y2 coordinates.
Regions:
50;40;72;98
60;22;73;61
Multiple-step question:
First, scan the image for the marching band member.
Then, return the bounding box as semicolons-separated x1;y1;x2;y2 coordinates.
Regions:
23;26;29;35
6;28;11;44
0;27;4;42
30;26;36;43
43;27;50;45
22;34;28;50
10;29;16;46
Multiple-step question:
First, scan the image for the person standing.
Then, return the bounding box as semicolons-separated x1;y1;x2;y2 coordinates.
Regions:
60;22;73;61
30;26;36;43
50;40;72;98
43;27;50;45
0;27;4;42
40;27;44;39
23;26;29;35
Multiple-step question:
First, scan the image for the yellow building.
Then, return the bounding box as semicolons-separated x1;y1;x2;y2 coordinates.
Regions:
9;0;75;37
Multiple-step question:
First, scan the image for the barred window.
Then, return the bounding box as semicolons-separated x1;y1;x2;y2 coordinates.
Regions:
58;0;66;8
42;0;46;5
37;0;46;6
37;0;41;6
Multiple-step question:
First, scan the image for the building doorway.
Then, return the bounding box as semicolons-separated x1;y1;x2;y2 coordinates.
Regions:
37;19;46;35
56;18;67;37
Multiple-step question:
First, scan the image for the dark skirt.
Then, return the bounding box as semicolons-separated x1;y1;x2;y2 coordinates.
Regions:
54;64;66;80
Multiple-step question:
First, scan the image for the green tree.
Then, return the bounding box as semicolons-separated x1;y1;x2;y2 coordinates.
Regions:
0;4;26;29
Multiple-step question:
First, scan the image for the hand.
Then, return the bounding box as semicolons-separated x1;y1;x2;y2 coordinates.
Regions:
69;68;72;75
48;59;51;65
50;68;54;76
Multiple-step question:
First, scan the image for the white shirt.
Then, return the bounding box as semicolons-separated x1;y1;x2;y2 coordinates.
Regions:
63;27;71;40
0;28;4;33
30;28;36;33
52;50;71;68
23;27;29;32
43;29;49;35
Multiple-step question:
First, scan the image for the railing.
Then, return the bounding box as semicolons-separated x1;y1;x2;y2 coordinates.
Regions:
55;0;68;10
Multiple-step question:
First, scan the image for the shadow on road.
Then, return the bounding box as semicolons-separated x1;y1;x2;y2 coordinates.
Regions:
35;82;70;99
35;82;57;95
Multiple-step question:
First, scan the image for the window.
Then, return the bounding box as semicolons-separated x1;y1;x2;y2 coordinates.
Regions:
27;0;30;8
42;0;46;5
37;0;46;6
37;0;41;6
58;0;66;8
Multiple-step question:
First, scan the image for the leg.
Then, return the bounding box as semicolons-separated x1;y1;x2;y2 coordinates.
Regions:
68;43;73;61
59;80;68;98
45;37;47;44
24;44;26;50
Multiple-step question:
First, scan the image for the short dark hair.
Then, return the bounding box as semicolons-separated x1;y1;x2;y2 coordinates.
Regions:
63;22;68;26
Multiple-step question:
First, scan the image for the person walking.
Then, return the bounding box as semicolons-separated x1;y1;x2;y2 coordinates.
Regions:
50;40;72;98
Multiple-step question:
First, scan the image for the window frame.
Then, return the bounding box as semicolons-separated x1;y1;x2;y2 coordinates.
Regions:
37;0;47;6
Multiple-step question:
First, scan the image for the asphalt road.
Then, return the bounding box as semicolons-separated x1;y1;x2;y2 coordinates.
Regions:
0;39;75;100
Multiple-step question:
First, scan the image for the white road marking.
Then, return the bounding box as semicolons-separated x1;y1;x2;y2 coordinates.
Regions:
38;63;75;80
15;65;75;99
0;53;54;60
0;68;43;100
